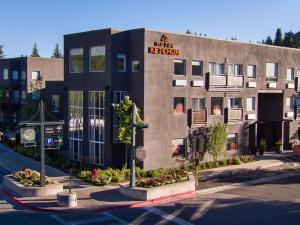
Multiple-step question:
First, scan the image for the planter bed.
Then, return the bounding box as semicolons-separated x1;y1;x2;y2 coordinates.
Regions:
119;173;195;201
3;175;63;197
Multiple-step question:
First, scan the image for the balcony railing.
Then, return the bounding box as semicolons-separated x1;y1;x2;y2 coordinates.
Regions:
228;108;243;121
266;76;278;82
192;109;207;124
209;73;244;88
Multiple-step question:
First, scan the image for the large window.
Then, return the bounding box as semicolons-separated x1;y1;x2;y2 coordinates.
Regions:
266;62;278;80
12;71;18;80
174;59;186;75
89;46;105;72
3;68;8;80
174;97;185;113
227;134;238;151
172;139;186;158
192;98;205;111
228;97;242;109
246;97;255;111
211;97;223;115
132;60;140;72
228;64;243;76
69;48;84;73
51;95;60;112
247;65;256;78
68;91;83;161
113;91;128;143
287;68;295;81
192;61;203;76
209;63;224;75
116;54;126;72
89;91;105;165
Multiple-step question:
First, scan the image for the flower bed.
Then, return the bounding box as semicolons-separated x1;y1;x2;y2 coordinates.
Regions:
13;168;53;187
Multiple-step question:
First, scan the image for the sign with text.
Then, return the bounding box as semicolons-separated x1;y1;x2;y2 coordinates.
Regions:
148;34;180;56
45;125;63;135
45;135;63;146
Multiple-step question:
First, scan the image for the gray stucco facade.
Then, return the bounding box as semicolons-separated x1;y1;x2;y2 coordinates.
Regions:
55;28;300;169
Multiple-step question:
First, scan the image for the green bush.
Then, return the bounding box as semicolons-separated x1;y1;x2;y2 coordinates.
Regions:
232;156;241;165
240;155;255;163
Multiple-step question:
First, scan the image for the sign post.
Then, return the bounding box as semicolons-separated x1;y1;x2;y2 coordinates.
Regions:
19;100;64;187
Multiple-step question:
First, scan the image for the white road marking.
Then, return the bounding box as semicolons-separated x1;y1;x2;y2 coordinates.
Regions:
143;206;194;225
191;199;214;221
102;212;129;225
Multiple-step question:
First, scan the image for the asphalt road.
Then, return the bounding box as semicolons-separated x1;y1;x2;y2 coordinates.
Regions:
0;164;299;225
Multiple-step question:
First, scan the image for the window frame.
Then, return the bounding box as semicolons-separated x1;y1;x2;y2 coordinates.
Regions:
3;68;9;80
192;60;203;76
69;48;84;74
89;46;106;72
132;60;140;72
174;59;186;76
191;97;205;111
51;95;60;112
287;68;295;81
247;64;256;78
173;97;186;113
246;97;255;112
211;97;223;115
227;133;238;151
12;70;19;80
116;54;126;72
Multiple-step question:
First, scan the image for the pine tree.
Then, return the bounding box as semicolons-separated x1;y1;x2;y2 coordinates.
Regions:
31;42;40;57
265;36;273;45
186;29;191;34
274;28;283;46
283;31;298;48
0;45;4;59
51;43;63;58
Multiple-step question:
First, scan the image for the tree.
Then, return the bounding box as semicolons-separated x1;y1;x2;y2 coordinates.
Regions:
31;42;40;57
274;28;283;46
187;127;207;188
186;29;191;34
283;31;298;48
0;45;4;59
113;96;143;166
51;43;63;58
265;36;273;45
206;122;227;161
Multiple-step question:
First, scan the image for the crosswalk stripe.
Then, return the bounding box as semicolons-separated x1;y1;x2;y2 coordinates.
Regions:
143;206;194;225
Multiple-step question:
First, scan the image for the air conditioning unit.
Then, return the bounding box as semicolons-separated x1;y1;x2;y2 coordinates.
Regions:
285;111;294;118
174;80;187;86
267;82;276;88
246;114;256;120
247;81;256;88
192;80;204;87
286;83;295;89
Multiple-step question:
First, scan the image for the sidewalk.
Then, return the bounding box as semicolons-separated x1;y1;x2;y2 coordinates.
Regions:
0;144;298;213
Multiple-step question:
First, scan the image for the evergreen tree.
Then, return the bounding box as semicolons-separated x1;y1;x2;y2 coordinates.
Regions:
186;29;191;34
0;45;4;59
274;28;283;46
283;31;298;48
265;36;273;45
31;42;40;57
51;43;63;58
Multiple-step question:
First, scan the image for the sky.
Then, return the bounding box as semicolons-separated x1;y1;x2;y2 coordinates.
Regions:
1;0;300;58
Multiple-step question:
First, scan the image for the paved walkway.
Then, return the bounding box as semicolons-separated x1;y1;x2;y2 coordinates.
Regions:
0;143;298;212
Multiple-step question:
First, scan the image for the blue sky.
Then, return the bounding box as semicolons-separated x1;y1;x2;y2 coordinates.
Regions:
1;0;300;58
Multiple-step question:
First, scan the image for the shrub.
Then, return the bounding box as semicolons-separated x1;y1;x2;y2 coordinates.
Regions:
206;122;227;161
13;168;52;187
232;156;241;165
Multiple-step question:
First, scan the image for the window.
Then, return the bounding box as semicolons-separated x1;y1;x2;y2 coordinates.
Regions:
192;98;205;111
113;91;128;143
116;54;126;72
227;134;238;151
3;69;8;80
211;97;223;115
32;71;41;80
12;71;18;80
89;46;105;72
297;69;300;77
286;97;294;109
69;48;84;73
228;97;242;109
287;68;295;81
209;62;224;75
266;62;278;79
132;60;140;72
192;61;203;76
68;91;83;161
247;65;256;78
21;91;26;100
21;71;26;80
174;59;186;75
228;64;243;76
246;97;255;111
88;91;105;165
13;90;19;99
31;91;40;100
172;139;186;158
174;97;185;113
51;95;60;112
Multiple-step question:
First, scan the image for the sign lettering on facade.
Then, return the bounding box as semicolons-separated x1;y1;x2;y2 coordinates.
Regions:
148;34;180;56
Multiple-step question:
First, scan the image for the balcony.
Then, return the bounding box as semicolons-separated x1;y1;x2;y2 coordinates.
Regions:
208;73;244;89
227;108;243;122
192;109;207;125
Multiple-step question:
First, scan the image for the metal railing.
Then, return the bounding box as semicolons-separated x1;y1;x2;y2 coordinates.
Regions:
228;108;243;121
209;73;244;88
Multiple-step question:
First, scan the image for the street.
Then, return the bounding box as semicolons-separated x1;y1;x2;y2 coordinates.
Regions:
0;164;300;225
